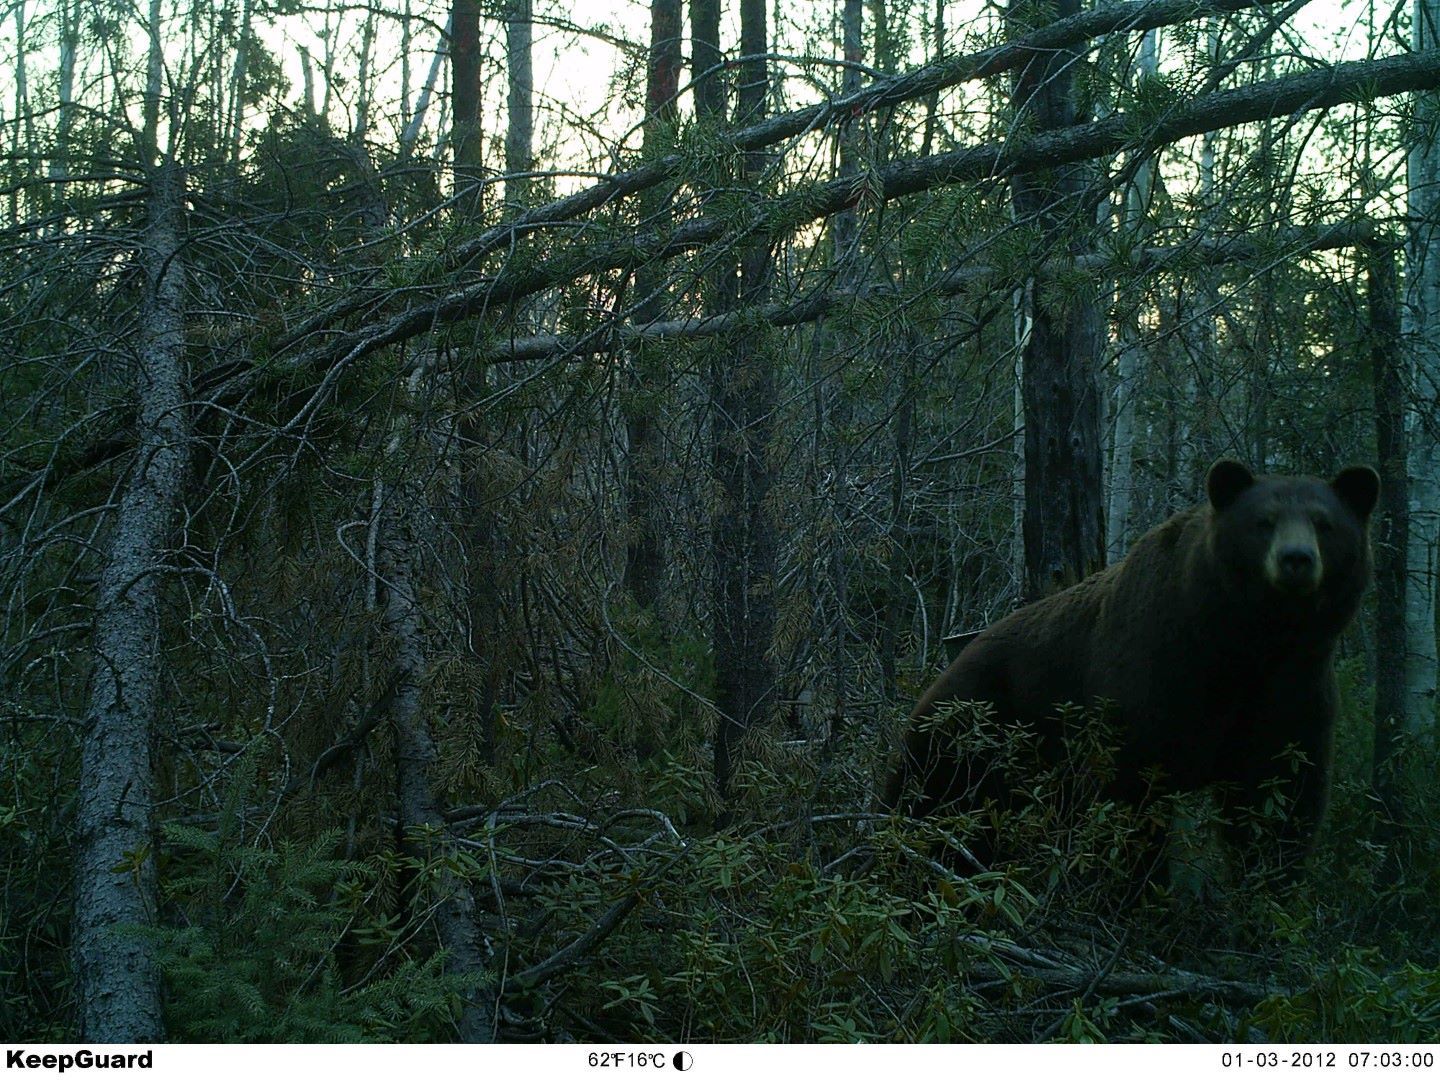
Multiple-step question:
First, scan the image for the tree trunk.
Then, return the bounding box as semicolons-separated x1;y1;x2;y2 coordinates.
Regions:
834;0;863;266
356;5;376;141
141;0;163;163
623;0;683;610
9;2;33;224
711;0;779;799
920;0;946;157
402;16;452;157
1010;0;1105;599
692;0;724;121
819;0;863;711
881;354;915;697
452;0;484;200
52;0;77;192
448;0;504;759
227;0;253;164
377;481;496;1043
72;164;188;1043
1405;0;1440;738
1370;244;1409;804
1106;29;1157;561
505;0;534;209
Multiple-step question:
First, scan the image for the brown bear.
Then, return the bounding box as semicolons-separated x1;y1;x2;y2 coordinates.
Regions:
881;459;1379;876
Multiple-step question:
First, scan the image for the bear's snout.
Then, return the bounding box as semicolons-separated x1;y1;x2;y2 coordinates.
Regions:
1276;546;1319;588
1265;519;1323;594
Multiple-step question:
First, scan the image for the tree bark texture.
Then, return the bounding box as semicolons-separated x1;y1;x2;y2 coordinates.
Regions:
73;164;188;1043
402;15;451;156
1010;0;1106;599
711;0;779;798
504;0;533;208
1405;0;1440;737
691;0;724;122
623;0;683;610
1106;29;1157;562
1369;245;1409;799
378;481;496;1043
452;0;483;195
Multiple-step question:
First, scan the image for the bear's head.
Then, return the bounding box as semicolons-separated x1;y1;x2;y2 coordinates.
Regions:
1204;459;1379;619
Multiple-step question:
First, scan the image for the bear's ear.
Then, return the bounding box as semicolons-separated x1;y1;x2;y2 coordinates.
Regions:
1332;466;1380;520
1206;459;1255;511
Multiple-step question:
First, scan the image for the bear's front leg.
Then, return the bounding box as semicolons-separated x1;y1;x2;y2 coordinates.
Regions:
1218;679;1337;881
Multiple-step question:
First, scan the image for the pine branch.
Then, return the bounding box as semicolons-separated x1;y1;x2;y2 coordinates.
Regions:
476;219;1389;363
277;50;1437;383
270;0;1289;356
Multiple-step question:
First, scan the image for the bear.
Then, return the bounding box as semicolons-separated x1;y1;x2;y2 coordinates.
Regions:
881;459;1379;879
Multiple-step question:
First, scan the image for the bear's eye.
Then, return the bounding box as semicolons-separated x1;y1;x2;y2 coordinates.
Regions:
1313;514;1334;533
1255;517;1275;531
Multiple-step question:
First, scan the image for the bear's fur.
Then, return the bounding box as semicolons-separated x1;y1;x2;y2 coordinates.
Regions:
881;460;1379;874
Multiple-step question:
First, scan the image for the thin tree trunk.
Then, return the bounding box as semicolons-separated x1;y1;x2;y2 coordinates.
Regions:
1010;0;1106;599
227;0;253;165
73;163;188;1043
624;0;683;609
452;0;484;201
1370;244;1409;806
1106;29;1157;561
1180;23;1220;500
1012;286;1029;590
52;0;77;194
867;0;915;698
834;0;863;267
321;6;336;119
401;0;414;138
920;0;946;158
142;0;163;163
692;0;724;119
1405;0;1440;738
402;16;452;157
377;480;495;1043
711;0;779;799
505;0;534;209
299;46;317;119
356;5;376;141
10;0;31;224
13;3;36;180
881;350;915;697
819;0;863;713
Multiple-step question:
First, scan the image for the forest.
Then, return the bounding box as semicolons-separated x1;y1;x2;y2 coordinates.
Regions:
2;0;1440;1045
